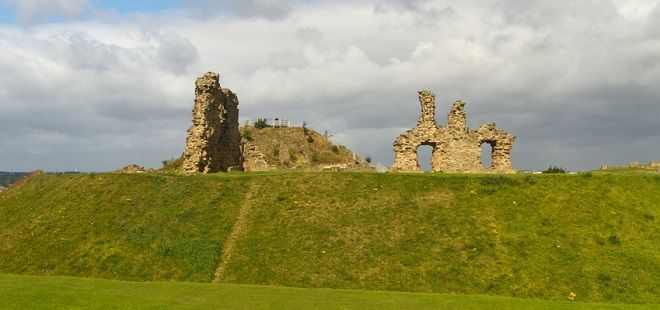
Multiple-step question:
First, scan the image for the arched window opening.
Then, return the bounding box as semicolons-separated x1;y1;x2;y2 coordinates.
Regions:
481;142;493;169
417;144;433;172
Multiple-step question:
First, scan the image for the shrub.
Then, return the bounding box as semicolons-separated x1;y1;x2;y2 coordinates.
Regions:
241;128;253;141
289;149;299;162
307;135;314;143
542;165;566;173
161;157;183;172
254;118;269;129
331;145;340;154
302;121;309;135
365;156;372;164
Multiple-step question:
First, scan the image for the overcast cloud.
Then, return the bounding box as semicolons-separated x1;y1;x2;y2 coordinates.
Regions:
0;0;659;172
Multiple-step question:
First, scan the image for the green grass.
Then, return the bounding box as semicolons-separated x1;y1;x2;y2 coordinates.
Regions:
0;173;250;282
0;274;653;309
592;167;659;174
0;172;658;304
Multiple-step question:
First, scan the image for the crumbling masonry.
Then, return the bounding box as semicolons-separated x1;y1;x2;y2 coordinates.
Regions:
389;90;515;173
182;72;242;173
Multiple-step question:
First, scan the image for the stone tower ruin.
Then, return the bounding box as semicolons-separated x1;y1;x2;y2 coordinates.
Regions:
389;90;515;173
182;72;242;173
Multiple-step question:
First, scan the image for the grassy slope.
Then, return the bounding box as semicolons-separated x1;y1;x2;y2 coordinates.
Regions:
0;172;658;304
241;126;363;167
0;173;250;282
0;274;653;310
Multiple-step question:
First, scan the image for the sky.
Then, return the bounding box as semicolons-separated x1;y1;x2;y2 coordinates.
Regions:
0;0;659;172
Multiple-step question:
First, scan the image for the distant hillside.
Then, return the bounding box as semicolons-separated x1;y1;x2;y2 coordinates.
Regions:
0;172;658;303
0;172;29;188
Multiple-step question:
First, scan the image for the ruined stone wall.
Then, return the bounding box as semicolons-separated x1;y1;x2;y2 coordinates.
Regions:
417;90;437;126
241;143;273;171
390;91;444;172
182;72;242;173
389;90;516;173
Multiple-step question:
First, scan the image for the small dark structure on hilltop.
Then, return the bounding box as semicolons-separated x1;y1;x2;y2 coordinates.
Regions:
389;90;515;173
182;72;242;173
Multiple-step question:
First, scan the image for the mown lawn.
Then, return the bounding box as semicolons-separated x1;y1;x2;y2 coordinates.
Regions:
0;274;654;309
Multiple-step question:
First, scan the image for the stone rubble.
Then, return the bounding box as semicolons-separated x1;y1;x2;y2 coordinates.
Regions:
116;164;148;173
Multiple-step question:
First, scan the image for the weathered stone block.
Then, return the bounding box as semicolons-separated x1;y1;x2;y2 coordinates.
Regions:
182;72;242;173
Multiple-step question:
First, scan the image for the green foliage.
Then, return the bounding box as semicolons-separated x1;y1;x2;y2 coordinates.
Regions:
331;145;340;154
306;135;314;143
254;118;269;129
365;156;372;163
241;128;253;141
1;172;659;304
289;148;299;162
161;157;183;172
543;165;567;173
310;152;320;164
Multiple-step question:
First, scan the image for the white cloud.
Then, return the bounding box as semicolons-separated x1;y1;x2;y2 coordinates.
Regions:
1;0;89;23
611;0;659;19
1;1;659;171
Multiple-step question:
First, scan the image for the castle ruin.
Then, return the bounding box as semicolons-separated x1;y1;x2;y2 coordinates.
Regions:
182;72;242;173
389;90;515;173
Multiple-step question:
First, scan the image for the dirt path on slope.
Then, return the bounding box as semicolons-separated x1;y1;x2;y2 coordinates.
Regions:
212;179;256;283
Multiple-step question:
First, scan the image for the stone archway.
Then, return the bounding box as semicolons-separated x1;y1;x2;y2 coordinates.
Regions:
417;143;436;172
480;140;496;169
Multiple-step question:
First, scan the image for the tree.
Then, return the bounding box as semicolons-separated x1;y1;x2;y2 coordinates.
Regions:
542;165;566;173
254;118;268;129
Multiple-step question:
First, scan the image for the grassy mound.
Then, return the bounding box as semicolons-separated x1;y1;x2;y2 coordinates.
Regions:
241;126;363;168
0;173;250;281
161;126;371;172
0;172;658;303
